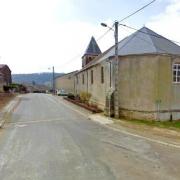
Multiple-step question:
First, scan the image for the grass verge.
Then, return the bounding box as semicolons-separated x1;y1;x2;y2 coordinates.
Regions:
118;118;180;130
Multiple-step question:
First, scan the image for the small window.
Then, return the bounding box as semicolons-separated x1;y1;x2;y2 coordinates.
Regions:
173;63;180;83
91;70;93;84
82;74;84;84
101;66;104;83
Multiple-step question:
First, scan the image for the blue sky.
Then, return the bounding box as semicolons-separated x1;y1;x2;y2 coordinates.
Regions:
0;0;179;74
56;0;169;26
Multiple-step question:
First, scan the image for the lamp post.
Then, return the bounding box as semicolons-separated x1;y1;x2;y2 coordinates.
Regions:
48;66;55;94
101;21;119;118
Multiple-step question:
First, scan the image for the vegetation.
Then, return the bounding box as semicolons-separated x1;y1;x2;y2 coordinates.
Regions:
3;83;27;93
67;93;75;99
79;92;91;103
120;118;180;130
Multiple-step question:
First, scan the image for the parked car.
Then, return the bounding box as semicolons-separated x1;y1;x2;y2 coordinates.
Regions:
57;89;68;96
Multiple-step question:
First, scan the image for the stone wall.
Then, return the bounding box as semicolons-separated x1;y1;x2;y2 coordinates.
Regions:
75;60;111;110
0;66;11;85
75;54;180;121
118;54;180;121
55;71;77;94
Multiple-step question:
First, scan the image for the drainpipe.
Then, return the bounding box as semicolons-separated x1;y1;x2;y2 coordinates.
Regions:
87;71;88;93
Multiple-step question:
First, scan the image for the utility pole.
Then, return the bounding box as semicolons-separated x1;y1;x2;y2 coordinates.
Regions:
114;21;119;118
101;21;119;118
52;66;55;94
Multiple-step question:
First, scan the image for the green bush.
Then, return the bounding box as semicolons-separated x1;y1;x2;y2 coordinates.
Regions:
3;83;27;93
67;93;75;99
80;92;91;103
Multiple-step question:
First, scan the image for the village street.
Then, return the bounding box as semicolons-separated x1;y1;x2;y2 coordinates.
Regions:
0;94;180;180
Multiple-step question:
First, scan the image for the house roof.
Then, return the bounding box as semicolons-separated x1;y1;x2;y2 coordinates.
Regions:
77;26;180;73
0;64;11;71
83;36;101;57
0;64;6;69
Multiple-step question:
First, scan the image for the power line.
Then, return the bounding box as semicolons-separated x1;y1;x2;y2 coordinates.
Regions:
119;24;180;45
55;29;114;69
97;28;113;41
98;0;157;41
119;25;180;58
56;0;157;70
118;0;157;23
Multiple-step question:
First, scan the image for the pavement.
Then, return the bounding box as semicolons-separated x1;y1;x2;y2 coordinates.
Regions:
0;93;180;180
88;113;180;149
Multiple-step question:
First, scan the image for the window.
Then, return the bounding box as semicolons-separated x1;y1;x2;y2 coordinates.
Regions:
82;74;84;84
173;63;180;83
101;66;104;83
91;70;93;84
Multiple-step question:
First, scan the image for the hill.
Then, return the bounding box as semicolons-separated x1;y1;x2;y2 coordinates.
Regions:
12;72;64;85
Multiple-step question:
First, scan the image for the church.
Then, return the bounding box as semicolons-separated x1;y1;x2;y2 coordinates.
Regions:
59;27;180;121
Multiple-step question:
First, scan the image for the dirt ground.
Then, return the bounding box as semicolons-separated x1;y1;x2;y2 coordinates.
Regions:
0;93;15;111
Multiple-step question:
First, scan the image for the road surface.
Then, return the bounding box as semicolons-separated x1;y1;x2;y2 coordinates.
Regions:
0;93;180;180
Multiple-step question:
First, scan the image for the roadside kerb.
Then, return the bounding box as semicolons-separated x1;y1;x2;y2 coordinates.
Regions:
88;114;180;149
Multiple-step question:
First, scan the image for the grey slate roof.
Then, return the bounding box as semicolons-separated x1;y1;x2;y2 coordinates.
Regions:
83;36;101;56
99;27;180;61
78;27;180;73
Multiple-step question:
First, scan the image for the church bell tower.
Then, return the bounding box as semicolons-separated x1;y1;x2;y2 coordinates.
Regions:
82;36;101;68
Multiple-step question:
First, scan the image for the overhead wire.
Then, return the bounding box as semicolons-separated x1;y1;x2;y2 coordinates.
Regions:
119;24;180;58
118;0;157;23
56;28;114;69
56;0;157;70
119;24;180;45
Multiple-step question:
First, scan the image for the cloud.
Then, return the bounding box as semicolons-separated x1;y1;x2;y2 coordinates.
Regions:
147;0;180;43
0;0;119;73
0;0;141;74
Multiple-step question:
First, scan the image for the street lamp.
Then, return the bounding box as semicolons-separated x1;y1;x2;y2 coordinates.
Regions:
100;23;114;31
101;21;119;118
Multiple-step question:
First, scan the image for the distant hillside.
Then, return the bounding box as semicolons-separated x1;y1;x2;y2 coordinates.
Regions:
12;73;64;85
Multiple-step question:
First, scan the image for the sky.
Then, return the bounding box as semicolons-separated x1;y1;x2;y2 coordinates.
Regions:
0;0;179;74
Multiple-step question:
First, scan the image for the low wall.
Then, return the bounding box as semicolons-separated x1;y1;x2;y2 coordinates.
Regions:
119;108;180;121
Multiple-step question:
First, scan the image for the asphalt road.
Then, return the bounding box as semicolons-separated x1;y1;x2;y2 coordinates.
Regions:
0;93;180;180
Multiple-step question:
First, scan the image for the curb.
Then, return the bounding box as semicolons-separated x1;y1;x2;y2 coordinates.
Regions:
88;114;114;125
89;114;180;149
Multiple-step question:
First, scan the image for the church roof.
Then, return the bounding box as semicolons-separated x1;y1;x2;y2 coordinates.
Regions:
102;26;180;58
83;36;101;56
78;26;180;73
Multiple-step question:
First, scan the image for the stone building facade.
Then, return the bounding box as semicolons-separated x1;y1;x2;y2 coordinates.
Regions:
74;27;180;121
55;71;78;94
0;65;12;92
